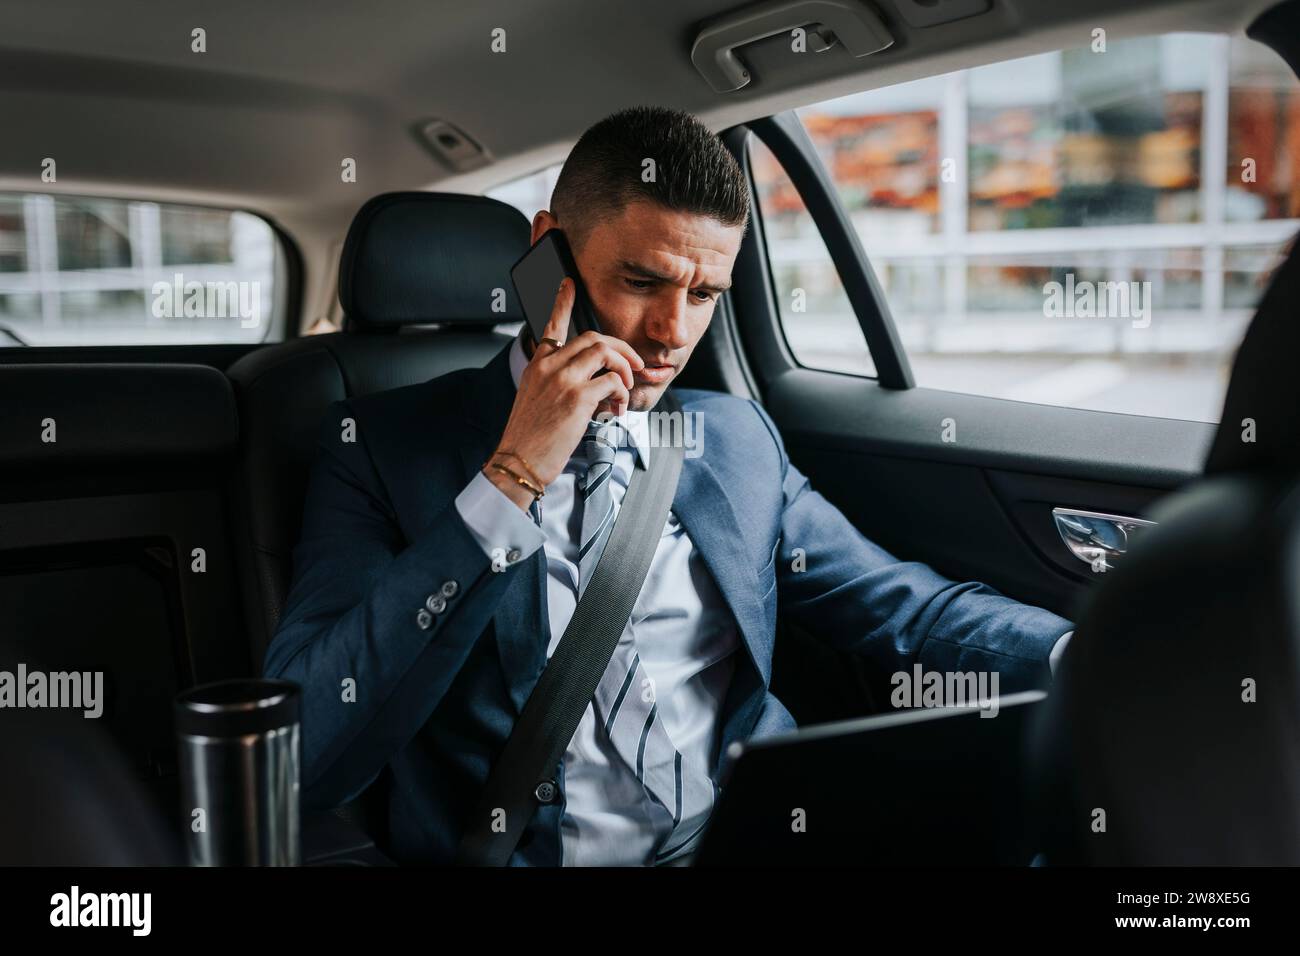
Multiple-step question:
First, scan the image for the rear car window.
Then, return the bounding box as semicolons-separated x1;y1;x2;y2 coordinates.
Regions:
487;164;562;224
0;193;285;346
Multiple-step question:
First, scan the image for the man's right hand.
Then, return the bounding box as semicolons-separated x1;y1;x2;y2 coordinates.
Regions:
484;276;644;510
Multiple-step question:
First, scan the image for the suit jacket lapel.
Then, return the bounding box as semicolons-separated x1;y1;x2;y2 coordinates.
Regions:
670;451;772;688
457;340;551;715
670;444;775;778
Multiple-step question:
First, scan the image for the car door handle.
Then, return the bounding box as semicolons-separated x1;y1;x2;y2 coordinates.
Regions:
1051;507;1156;572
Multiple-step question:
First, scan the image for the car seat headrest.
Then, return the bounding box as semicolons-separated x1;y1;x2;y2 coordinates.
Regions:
338;191;531;330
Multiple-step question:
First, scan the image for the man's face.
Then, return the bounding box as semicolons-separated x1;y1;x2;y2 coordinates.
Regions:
530;199;744;411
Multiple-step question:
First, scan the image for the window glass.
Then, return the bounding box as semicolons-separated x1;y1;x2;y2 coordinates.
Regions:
487;164;562;227
750;136;877;377
0;193;283;346
777;32;1298;423
1226;35;1300;222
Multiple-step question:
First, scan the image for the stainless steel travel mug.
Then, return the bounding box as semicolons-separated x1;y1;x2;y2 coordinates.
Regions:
174;678;301;866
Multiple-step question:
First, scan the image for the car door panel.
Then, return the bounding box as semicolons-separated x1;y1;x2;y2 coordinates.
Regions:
760;363;1212;610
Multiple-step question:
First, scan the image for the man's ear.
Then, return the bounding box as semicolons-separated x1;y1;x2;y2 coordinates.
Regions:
530;209;559;246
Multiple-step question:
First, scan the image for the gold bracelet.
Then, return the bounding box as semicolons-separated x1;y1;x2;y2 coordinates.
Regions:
488;461;544;500
494;450;544;489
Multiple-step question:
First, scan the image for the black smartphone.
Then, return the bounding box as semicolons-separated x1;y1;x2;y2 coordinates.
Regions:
510;229;602;346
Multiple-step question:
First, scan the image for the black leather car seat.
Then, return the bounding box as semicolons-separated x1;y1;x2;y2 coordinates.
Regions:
226;192;531;669
1029;1;1300;866
1031;236;1300;865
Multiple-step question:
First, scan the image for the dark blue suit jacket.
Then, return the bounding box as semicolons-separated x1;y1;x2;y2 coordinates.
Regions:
264;341;1072;865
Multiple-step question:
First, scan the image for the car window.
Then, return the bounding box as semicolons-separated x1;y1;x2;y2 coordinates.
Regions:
749;137;877;378
767;32;1299;422
487;164;563;227
0;193;285;347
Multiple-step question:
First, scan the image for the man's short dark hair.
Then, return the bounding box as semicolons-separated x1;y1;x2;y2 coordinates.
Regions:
550;105;750;252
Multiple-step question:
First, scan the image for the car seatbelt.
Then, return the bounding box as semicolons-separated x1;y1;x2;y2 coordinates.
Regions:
453;391;686;867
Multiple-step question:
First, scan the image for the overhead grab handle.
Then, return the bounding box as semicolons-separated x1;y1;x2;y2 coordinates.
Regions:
691;0;894;93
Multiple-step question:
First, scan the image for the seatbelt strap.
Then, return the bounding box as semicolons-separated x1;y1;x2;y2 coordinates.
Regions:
454;391;685;866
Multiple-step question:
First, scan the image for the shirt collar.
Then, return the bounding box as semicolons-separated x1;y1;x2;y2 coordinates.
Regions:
508;333;650;469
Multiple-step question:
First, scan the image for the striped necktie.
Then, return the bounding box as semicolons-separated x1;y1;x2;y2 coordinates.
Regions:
574;417;716;863
576;418;623;599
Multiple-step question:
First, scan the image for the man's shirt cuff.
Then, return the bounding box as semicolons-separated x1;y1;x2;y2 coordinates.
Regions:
454;470;546;564
1048;630;1073;678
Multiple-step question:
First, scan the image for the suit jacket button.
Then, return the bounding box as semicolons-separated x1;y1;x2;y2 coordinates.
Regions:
416;608;433;630
533;779;558;804
440;580;459;598
425;594;447;614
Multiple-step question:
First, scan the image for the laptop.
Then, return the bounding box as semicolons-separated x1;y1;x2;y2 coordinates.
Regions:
692;690;1047;866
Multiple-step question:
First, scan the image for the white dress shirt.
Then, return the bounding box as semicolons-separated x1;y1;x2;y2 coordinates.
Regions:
454;335;739;865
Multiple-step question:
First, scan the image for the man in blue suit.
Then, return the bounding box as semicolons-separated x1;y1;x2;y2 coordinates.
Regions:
264;105;1074;866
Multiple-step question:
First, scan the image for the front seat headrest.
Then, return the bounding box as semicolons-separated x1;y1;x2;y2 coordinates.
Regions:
338;191;531;330
1204;234;1300;476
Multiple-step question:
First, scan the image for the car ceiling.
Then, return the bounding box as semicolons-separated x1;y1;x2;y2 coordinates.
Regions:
0;0;1279;328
